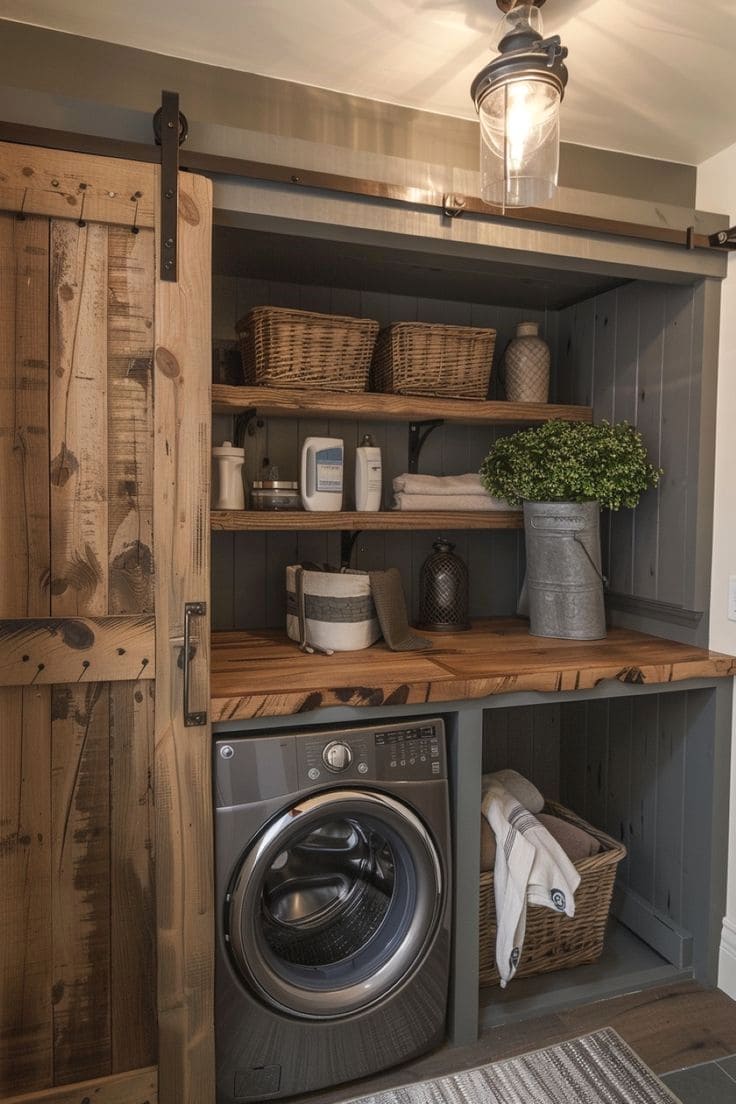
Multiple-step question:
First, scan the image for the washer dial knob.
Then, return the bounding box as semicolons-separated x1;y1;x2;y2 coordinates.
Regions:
322;741;353;772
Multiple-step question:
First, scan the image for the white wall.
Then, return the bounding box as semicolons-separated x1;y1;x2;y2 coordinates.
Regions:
697;146;736;995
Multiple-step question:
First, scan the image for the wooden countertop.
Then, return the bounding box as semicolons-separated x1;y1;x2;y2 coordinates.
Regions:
210;618;736;722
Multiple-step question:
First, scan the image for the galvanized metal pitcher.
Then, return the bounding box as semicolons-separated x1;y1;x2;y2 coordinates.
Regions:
522;501;606;640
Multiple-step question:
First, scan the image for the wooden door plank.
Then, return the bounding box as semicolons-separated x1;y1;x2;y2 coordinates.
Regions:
50;682;111;1085
107;221;157;1074
0;686;53;1095
49;219;109;617
153;170;214;1104
0;1064;157;1104
49;218;112;1085
0;141;155;227
0;615;155;685
0;212;53;1095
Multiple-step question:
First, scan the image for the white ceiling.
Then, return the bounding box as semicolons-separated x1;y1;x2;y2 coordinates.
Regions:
3;0;736;165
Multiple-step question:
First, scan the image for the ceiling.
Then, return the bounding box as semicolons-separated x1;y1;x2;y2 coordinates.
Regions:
3;0;736;165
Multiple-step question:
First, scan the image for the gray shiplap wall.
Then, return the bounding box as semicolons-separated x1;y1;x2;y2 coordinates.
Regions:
212;275;559;630
556;281;707;617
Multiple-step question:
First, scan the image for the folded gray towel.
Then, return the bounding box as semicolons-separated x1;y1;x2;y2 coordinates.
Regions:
368;568;431;651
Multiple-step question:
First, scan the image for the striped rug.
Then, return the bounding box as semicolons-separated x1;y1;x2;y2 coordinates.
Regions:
346;1029;681;1104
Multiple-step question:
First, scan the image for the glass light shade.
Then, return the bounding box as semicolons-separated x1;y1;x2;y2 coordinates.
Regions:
478;77;561;208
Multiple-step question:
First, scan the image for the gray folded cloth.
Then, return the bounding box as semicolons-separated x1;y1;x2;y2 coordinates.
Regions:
368;568;431;651
485;769;545;814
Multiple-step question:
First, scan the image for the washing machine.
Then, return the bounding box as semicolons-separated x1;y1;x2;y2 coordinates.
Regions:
214;718;451;1102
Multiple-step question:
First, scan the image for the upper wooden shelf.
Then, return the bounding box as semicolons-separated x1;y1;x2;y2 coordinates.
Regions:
211;509;523;531
210;618;736;722
211;385;593;426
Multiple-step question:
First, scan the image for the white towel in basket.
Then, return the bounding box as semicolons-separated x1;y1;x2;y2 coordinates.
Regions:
481;777;581;988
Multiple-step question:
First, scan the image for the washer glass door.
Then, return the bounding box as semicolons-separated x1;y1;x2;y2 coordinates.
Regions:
228;789;444;1019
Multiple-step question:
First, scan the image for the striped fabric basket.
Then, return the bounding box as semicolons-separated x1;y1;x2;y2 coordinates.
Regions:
286;565;381;652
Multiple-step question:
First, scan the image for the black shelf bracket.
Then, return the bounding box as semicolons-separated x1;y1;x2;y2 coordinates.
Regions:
340;530;361;568
408;419;444;473
233;409;260;448
153;90;189;282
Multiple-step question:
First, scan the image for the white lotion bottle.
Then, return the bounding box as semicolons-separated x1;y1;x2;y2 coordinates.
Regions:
212;441;245;510
355;434;382;511
301;437;344;511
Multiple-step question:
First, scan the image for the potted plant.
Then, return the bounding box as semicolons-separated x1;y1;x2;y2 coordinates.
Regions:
479;420;660;640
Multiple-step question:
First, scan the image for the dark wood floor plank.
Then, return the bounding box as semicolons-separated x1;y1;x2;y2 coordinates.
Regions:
282;982;736;1104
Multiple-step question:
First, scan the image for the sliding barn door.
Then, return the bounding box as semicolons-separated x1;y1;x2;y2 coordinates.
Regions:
0;144;213;1104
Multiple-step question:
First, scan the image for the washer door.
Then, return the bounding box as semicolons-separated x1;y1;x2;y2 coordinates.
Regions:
227;789;444;1019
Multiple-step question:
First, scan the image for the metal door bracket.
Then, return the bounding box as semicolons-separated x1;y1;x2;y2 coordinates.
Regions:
153;90;189;281
408;420;444;473
709;226;736;250
442;194;467;218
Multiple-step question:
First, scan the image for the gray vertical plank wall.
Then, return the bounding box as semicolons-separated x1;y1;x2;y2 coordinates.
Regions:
211;274;557;629
556;280;708;634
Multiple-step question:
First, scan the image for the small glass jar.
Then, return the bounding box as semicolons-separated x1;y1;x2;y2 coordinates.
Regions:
250;480;302;511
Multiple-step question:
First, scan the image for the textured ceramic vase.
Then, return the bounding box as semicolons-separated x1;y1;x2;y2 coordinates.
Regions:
418;538;470;632
504;321;551;403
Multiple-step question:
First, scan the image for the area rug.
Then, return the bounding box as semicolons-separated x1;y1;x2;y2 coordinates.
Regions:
345;1029;681;1104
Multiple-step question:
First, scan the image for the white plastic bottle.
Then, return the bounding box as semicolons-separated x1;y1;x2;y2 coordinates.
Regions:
300;437;344;511
355;434;382;511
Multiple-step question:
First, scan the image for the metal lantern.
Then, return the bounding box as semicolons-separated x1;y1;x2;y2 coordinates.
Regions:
471;1;568;209
418;538;470;633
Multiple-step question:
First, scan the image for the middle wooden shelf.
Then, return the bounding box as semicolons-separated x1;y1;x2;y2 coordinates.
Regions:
211;509;524;531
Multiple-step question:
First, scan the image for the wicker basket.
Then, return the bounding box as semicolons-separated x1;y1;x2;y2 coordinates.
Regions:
236;307;379;392
479;801;626;987
371;321;496;399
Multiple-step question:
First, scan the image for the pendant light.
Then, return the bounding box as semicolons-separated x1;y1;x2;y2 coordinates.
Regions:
471;0;568;208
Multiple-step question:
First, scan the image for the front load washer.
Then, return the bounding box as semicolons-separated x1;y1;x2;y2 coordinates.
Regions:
214;718;451;1102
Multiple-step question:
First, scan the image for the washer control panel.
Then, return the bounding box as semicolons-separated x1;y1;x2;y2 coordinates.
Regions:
296;719;446;785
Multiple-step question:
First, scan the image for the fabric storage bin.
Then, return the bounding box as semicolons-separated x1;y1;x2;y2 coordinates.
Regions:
236;306;379;392
479;801;626;986
286;565;381;652
371;321;496;399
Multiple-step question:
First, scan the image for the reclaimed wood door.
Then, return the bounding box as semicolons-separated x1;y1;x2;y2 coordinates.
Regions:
0;144;213;1104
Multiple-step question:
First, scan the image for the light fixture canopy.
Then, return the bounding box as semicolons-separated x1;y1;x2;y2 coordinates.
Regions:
471;1;568;209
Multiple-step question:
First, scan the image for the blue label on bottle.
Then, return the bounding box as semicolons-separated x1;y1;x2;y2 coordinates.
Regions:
316;446;343;493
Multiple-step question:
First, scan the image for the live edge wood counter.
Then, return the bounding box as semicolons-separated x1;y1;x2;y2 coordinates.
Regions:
210;618;736;722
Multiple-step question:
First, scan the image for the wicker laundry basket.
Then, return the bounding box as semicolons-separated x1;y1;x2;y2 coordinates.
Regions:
371;321;496;399
236;306;379;392
478;801;626;987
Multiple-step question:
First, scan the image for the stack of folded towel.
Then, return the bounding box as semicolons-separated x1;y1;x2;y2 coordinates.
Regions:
480;769;601;987
392;473;511;512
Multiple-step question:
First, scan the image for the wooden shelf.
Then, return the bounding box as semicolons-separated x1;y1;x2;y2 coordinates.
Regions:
210;618;736;721
211;509;524;531
212;385;592;426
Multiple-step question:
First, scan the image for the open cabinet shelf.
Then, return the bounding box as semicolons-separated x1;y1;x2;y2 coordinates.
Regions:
211;509;524;531
212;384;593;426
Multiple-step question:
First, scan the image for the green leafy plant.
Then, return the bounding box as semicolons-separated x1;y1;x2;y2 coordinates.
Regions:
479;420;661;510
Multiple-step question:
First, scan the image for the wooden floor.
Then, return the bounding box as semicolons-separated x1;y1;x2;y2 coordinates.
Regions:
286;982;736;1104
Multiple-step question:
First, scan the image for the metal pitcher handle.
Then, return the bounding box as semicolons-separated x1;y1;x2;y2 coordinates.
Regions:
184;601;207;727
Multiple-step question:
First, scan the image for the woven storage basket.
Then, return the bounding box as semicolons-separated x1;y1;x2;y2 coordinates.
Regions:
236;306;378;392
371;321;496;399
479;801;626;987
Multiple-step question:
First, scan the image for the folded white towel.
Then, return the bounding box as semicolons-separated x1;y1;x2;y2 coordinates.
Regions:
481;779;581;987
393;473;488;496
393;492;511;511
